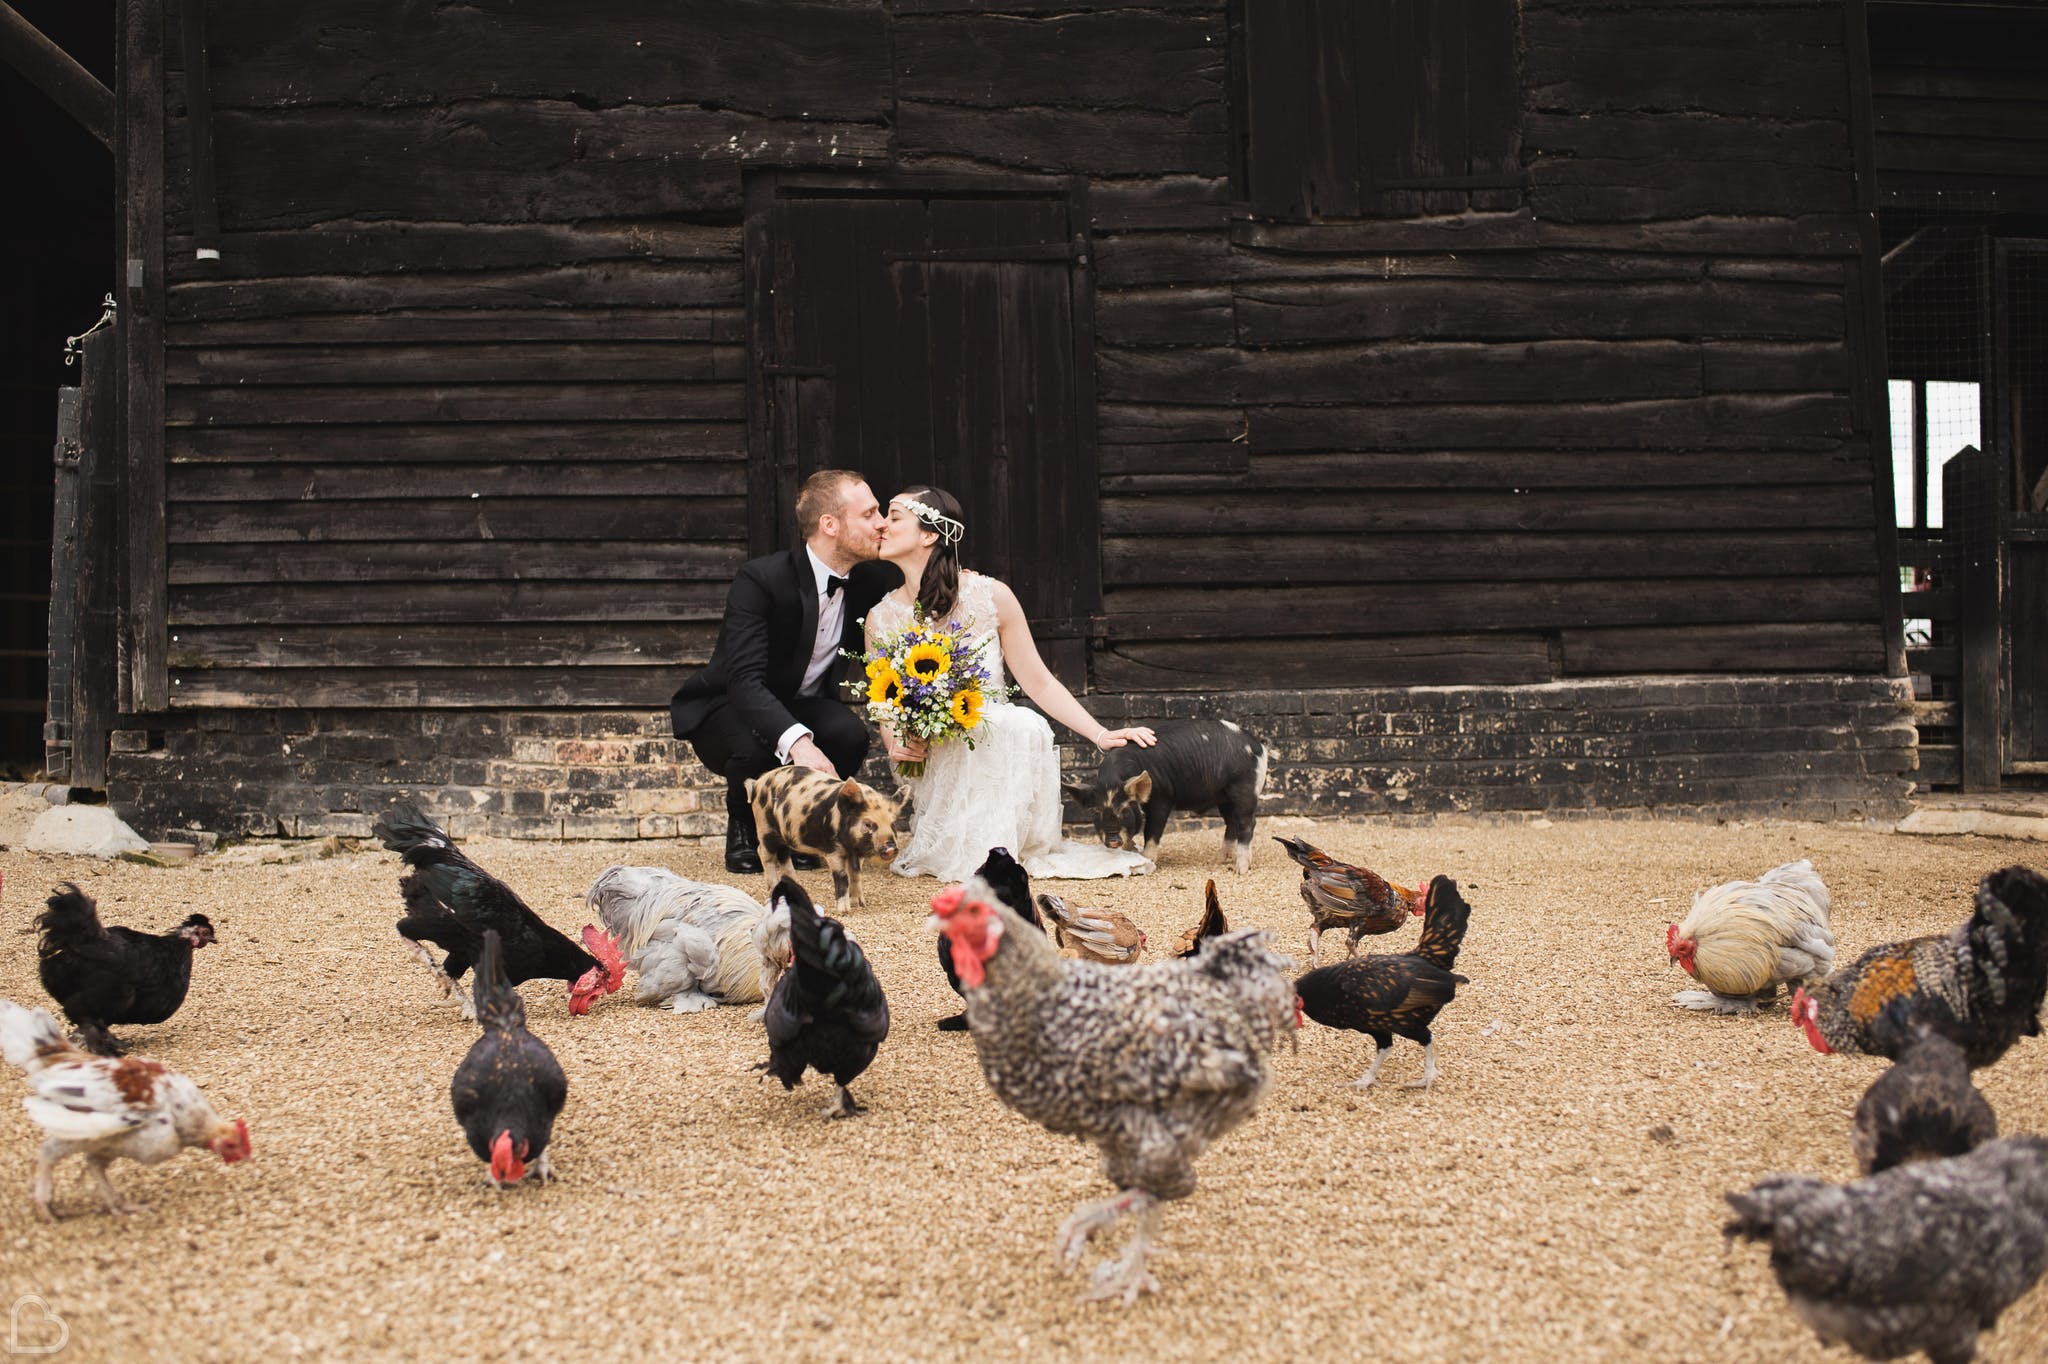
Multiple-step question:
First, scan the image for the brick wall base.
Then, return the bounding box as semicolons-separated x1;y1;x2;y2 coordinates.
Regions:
104;675;1918;840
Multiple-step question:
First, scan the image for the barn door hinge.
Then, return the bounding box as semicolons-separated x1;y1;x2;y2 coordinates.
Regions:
761;363;836;378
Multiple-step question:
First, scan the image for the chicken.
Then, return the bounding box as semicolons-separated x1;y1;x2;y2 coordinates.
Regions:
1294;876;1472;1091
1172;881;1229;959
755;878;890;1119
1790;865;2048;1068
1724;1136;2048;1364
1037;892;1145;965
930;875;1293;1304
1851;1021;1998;1177
450;930;567;1187
35;884;216;1056
373;804;625;1019
0;998;249;1220
1667;859;1834;1013
584;865;790;1014
936;847;1044;1032
1272;835;1425;967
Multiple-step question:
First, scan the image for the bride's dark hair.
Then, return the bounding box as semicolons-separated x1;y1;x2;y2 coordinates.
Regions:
898;484;964;620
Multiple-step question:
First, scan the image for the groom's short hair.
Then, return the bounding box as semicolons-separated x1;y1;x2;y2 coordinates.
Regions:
796;469;864;538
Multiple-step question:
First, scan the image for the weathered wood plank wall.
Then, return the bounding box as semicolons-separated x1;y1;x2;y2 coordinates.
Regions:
150;0;1888;710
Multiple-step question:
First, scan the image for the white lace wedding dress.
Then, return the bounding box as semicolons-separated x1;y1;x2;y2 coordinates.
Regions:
866;571;1153;883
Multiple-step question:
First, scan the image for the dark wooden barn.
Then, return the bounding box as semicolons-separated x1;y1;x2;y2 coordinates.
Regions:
14;0;2043;840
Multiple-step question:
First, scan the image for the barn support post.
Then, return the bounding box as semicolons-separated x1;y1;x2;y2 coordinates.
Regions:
117;0;168;715
1946;447;2000;790
1844;0;1908;679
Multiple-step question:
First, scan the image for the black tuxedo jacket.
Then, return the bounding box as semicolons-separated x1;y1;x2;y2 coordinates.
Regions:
670;550;901;744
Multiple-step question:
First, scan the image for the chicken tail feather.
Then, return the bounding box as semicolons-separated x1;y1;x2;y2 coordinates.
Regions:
34;883;105;956
472;930;526;1031
0;998;75;1073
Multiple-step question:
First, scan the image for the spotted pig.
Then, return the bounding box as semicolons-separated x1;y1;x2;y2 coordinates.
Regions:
1062;718;1268;874
746;766;902;914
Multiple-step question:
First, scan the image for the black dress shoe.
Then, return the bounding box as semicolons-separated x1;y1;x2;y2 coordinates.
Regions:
723;821;763;875
790;853;825;871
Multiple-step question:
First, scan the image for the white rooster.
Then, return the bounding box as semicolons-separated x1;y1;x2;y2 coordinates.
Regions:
1666;859;1835;1014
585;866;790;1013
1;998;249;1219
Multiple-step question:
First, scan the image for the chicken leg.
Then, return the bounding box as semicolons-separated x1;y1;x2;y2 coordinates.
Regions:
400;936;476;1021
1348;1044;1392;1088
1403;1040;1439;1091
84;1155;144;1215
1057;1189;1164;1305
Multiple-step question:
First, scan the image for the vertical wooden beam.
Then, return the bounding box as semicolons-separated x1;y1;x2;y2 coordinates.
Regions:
1843;0;1910;680
118;0;168;714
177;0;219;259
73;328;121;787
1947;446;2000;789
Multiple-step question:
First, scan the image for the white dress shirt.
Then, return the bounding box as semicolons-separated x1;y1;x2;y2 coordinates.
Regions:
775;547;848;763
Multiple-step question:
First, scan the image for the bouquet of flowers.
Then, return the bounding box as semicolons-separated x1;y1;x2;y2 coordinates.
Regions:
848;609;1010;778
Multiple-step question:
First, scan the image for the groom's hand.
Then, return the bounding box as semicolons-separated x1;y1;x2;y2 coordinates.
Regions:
790;735;839;777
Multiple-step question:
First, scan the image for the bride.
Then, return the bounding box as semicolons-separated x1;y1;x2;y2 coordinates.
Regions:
866;485;1156;882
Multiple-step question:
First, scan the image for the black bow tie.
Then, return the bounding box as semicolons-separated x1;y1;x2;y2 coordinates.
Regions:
824;574;848;599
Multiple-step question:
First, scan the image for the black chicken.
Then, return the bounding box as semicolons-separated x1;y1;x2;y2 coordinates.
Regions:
35;884;215;1056
1851;1019;1998;1176
757;877;890;1118
373;804;624;1018
1295;876;1472;1091
450;930;567;1187
936;847;1044;1031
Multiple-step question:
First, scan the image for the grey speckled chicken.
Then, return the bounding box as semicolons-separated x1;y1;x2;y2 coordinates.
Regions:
930;874;1293;1306
1725;1135;2048;1364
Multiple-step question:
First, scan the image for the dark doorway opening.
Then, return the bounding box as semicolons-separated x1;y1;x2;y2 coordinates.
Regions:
0;2;115;778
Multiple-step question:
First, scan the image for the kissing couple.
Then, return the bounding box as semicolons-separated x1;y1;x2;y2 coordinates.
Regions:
671;469;1155;881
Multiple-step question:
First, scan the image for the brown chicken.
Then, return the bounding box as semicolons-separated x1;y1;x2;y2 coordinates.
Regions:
1173;882;1229;959
1791;865;2048;1069
1273;835;1425;967
1851;1024;1998;1176
930;876;1294;1304
1037;893;1145;965
1294;876;1472;1091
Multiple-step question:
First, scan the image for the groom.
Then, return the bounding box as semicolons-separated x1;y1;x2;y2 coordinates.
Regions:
671;469;901;873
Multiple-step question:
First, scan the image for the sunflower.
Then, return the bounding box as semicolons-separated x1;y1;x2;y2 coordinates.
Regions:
904;642;952;682
865;656;895;682
949;687;985;730
866;666;904;707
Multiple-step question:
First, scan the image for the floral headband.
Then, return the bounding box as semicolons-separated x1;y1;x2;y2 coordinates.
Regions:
893;496;965;545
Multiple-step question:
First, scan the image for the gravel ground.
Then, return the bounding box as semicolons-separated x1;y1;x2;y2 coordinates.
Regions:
0;815;2044;1363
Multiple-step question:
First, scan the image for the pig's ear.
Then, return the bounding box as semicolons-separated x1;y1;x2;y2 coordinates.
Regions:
1059;778;1095;803
1123;772;1155;803
837;778;863;805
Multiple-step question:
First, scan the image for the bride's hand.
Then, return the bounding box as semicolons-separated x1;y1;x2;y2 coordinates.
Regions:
1094;726;1156;750
886;733;928;763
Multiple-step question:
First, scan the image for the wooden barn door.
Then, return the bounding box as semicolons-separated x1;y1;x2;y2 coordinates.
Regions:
748;181;1100;667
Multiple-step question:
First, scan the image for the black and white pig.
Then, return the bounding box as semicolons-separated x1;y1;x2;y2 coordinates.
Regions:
1061;718;1269;874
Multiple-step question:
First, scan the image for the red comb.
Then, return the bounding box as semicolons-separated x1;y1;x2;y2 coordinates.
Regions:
930;886;966;917
581;923;627;990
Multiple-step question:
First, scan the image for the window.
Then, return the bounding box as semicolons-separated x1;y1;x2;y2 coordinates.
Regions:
1240;0;1521;220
